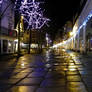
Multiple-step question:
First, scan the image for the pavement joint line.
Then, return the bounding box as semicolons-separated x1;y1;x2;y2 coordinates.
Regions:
6;70;33;92
30;58;49;92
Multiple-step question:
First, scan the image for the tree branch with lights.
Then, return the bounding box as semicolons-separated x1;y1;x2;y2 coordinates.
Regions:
0;0;3;5
15;0;50;29
15;0;50;54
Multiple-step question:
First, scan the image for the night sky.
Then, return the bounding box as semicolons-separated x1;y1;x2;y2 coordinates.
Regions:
42;0;87;39
44;0;83;29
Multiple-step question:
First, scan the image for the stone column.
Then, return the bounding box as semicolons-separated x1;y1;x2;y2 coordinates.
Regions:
83;25;86;53
13;41;15;53
73;37;76;50
77;32;80;51
71;38;73;50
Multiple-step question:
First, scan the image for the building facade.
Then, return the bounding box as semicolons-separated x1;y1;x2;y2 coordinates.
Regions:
0;0;17;54
64;0;92;53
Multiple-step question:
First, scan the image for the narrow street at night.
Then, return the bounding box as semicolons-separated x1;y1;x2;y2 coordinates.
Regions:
0;49;92;92
1;0;92;92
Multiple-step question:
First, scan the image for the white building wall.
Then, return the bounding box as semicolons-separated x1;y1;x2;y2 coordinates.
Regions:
0;0;15;54
78;0;92;27
71;0;92;52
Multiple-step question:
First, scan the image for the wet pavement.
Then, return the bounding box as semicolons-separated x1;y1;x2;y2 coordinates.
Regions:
66;50;92;92
0;49;90;92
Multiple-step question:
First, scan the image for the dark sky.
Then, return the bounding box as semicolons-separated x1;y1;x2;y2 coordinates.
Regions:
44;0;82;29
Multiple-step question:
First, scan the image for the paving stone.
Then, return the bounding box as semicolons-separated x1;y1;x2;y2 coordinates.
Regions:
36;87;66;92
68;63;75;66
67;75;81;82
59;63;68;66
27;72;46;78
82;77;92;87
45;71;65;79
67;82;86;88
66;71;79;75
75;62;82;65
68;68;77;71
0;78;20;85
12;69;23;73
68;65;77;69
77;67;85;71
17;78;43;86
76;65;83;68
8;86;38;92
87;87;92;92
0;85;11;92
20;68;33;73
67;86;87;92
69;60;74;63
52;66;68;71
79;71;88;75
40;78;66;87
0;73;15;79
33;67;47;72
10;72;28;78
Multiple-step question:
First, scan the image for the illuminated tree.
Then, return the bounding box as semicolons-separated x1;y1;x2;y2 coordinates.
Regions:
15;0;50;29
15;0;50;54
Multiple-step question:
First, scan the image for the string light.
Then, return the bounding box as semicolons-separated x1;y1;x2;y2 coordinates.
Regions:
0;0;3;6
15;0;50;29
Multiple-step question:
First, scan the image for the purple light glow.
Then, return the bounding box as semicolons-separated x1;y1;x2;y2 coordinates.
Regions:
15;0;50;29
0;0;3;5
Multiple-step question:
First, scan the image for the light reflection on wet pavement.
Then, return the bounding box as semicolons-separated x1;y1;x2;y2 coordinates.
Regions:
0;49;89;92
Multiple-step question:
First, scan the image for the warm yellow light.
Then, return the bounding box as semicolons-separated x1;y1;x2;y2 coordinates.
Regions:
21;16;24;20
69;32;73;36
8;42;11;47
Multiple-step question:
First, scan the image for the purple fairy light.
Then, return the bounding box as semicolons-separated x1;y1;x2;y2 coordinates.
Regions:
15;0;50;29
0;0;3;5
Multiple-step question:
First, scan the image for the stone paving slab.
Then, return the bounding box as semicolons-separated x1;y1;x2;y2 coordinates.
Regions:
27;71;46;78
0;78;20;85
0;85;11;92
87;87;92;92
67;75;81;82
10;72;28;79
36;87;67;92
45;71;65;79
8;86;38;92
40;78;66;87
17;78;43;86
20;68;33;73
67;87;87;92
66;71;79;75
32;67;47;72
67;82;86;88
